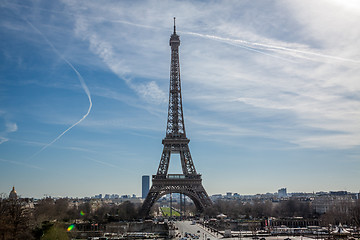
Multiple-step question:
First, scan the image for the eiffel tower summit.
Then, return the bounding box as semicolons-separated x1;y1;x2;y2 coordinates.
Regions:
140;18;212;216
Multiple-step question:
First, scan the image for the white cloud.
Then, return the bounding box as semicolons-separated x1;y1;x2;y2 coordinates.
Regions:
5;122;18;132
56;0;360;149
133;81;166;104
0;137;9;144
0;111;18;144
71;13;166;104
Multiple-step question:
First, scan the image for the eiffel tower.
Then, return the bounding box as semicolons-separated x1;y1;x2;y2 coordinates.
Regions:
140;18;212;216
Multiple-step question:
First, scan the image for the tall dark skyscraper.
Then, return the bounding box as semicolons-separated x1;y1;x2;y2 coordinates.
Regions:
142;175;150;199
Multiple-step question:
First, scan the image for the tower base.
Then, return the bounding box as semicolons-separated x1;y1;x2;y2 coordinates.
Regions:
140;174;212;217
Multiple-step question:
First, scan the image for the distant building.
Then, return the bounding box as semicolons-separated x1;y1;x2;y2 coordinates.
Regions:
111;194;119;199
278;188;287;198
94;194;102;199
210;194;222;201
313;191;357;214
142;175;150;199
329;191;348;196
9;186;17;199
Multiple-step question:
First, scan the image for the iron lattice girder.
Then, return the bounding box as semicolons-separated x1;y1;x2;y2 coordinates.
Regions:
156;138;197;176
166;26;185;138
141;19;212;217
140;176;212;217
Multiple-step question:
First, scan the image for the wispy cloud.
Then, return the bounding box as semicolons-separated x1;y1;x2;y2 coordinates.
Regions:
0;137;8;144
0;111;18;145
0;158;43;170
72;14;167;105
83;156;136;174
5;122;18;133
59;0;359;150
3;0;359;151
84;156;118;168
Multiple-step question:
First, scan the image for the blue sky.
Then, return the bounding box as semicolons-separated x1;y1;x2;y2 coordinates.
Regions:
1;0;360;198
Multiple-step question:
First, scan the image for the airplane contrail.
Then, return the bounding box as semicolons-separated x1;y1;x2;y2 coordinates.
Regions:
221;40;297;63
183;31;360;65
25;19;92;159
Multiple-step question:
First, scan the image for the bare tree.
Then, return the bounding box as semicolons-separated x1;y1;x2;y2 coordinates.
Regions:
352;199;360;226
0;196;34;240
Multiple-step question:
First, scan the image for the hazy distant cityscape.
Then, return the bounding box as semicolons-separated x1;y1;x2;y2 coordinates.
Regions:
9;176;359;217
25;185;359;218
2;185;360;239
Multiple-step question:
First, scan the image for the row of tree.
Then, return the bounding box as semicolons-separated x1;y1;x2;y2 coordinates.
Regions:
1;196;360;239
204;199;312;219
0;196;140;240
204;198;360;226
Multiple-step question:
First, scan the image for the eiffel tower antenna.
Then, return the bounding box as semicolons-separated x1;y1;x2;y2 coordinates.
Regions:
173;17;176;34
140;18;212;217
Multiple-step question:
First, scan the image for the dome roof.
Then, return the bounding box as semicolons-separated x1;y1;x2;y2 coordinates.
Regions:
9;186;17;199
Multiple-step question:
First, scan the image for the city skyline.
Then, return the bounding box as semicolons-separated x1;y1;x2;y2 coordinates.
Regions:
1;0;360;198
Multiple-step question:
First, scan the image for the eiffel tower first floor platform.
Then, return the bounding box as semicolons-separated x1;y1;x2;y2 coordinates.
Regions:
140;174;212;217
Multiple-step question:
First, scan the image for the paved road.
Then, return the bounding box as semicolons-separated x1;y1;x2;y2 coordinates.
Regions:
173;221;317;240
174;220;221;240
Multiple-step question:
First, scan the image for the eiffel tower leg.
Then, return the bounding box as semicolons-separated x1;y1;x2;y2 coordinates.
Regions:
140;185;160;217
180;144;197;175
195;186;213;210
180;192;183;216
156;146;171;175
183;194;186;215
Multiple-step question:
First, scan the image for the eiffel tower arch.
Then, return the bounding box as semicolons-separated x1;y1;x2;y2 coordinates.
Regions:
140;18;212;217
